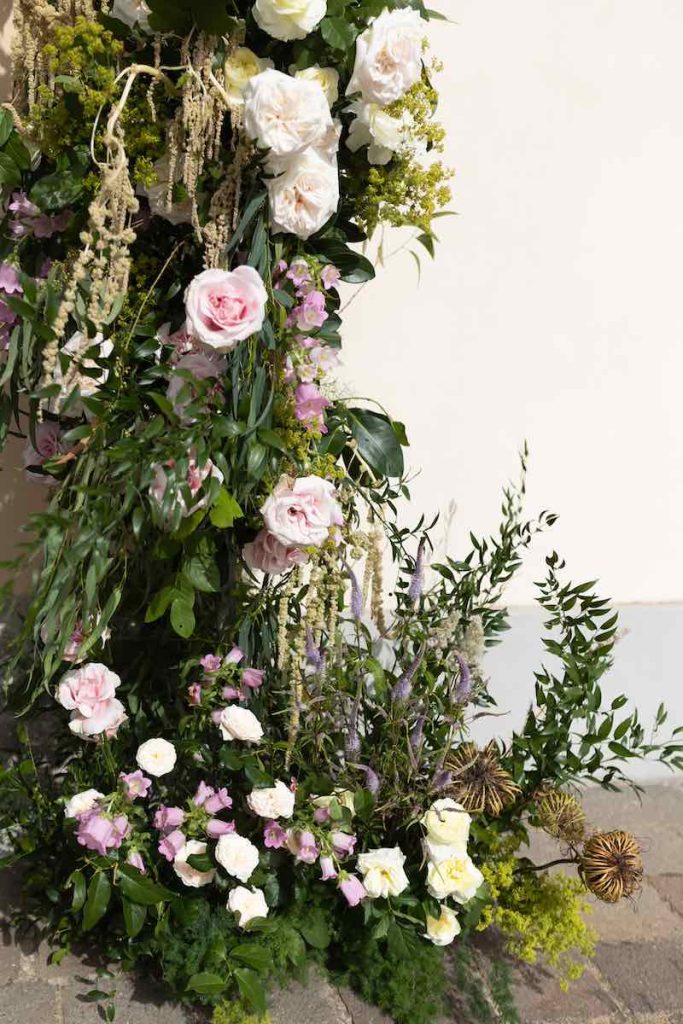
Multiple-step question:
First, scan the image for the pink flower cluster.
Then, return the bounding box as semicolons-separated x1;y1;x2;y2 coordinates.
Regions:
56;663;127;739
155;781;235;860
262;821;366;907
77;811;130;856
8;192;71;240
189;648;265;705
0;262;22;352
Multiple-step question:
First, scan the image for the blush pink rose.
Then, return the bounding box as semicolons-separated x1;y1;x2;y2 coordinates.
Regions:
261;475;343;548
185;267;267;352
56;662;127;739
243;529;309;575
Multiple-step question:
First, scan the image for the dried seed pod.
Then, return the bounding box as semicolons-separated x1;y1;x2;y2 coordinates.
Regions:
580;830;643;903
445;740;520;816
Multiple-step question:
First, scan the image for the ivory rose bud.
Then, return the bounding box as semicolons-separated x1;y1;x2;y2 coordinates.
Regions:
267;149;340;240
243;529;309;575
218;706;264;744
426;853;484;903
185;267;267;352
111;0;151;31
174;840;216;888
64;789;104;820
262;474;343;548
425;905;461;947
228;885;269;928
421;798;471;851
346;101;411;166
253;0;327;41
244;69;333;158
347;7;424;106
215;832;260;883
136;738;177;777
357;847;409;899
224;48;273;108
294;65;339;106
248;781;295;820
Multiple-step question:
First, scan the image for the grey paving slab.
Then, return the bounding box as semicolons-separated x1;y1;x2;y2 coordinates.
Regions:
594;941;683;1016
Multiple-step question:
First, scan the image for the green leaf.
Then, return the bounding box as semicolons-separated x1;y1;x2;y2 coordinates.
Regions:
116;864;176;906
170;597;195;638
70;870;87;913
209;488;243;529
234;969;267;1016
145;584;175;623
0;109;13;148
346;407;405;479
82;872;111;932
300;909;330;950
187;972;226;997
316;240;375;283
230;944;272;971
122;898;147;938
0;152;20;187
30;171;83;213
320;16;358;51
186;853;214;873
182;545;220;593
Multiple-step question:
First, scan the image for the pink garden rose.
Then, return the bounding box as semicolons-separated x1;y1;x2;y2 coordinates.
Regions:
56;662;127;739
261;475;343;548
185;267;267;352
242;528;309;575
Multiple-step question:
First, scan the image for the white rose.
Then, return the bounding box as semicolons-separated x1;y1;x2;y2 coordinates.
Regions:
51;332;114;417
64;789;104;819
215;833;260;883
219;706;264;744
136;738;177;777
253;0;327;41
228;885;269;928
174;841;216;888
224;48;274;109
426;853;484;903
357;846;409;899
111;0;151;30
261;474;343;548
421;799;471;850
425;905;461;947
346;100;411;165
244;69;333;158
423;838;464;865
267;148;339;240
294;65;339;106
347;7;424;106
247;781;295;819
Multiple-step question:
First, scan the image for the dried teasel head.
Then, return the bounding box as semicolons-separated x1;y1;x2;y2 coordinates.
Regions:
580;830;643;903
445;740;520;816
536;788;587;844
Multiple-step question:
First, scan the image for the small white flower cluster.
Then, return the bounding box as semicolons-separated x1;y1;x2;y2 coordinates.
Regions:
420;798;484;946
345;8;426;166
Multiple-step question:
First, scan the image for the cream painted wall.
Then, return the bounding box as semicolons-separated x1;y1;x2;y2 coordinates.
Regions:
1;2;683;604
342;0;683;605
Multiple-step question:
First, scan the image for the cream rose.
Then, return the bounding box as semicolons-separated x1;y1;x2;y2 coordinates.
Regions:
421;799;471;850
215;832;260;883
174;841;216;888
357;846;409;899
425;905;461;947
136;738;177;778
346;100;411;165
266;149;339;240
243;529;309;575
111;0;151;30
247;781;295;819
253;0;327;41
426;853;484;903
185;267;267;352
224;48;274;109
64;790;104;819
261;474;343;548
218;706;264;744
347;7;424;106
244;69;333;158
294;65;339;106
228;885;269;928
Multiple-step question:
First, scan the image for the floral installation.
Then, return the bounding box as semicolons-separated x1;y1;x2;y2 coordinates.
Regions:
0;3;682;1023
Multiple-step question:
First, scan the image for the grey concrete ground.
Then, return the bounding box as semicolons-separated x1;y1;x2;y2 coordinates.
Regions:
1;779;682;1023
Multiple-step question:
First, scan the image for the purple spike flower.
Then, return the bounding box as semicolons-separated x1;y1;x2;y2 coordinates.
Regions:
344;561;364;620
410;714;425;750
391;646;425;704
363;765;380;795
432;769;453;791
407;539;426;602
305;627;324;671
454;653;472;703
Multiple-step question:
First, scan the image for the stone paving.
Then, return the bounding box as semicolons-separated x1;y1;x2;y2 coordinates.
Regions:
1;779;682;1024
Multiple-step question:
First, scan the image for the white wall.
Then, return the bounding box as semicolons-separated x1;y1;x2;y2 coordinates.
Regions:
342;0;683;606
